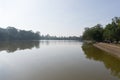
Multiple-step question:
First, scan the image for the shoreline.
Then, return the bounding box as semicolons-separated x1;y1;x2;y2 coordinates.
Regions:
93;43;120;59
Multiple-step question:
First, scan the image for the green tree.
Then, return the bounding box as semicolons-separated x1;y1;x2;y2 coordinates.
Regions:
82;24;103;42
103;17;120;43
0;27;40;41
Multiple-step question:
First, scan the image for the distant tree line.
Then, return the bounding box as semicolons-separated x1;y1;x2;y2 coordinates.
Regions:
41;34;82;40
0;26;82;41
82;17;120;43
0;27;40;41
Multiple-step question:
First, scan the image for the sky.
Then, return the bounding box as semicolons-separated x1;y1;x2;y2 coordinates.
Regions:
0;0;120;36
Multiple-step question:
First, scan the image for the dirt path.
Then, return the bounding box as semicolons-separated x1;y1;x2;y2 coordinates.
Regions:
94;43;120;58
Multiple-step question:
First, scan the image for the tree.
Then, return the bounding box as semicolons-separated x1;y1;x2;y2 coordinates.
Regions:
103;17;120;43
83;17;120;43
82;24;103;42
0;27;40;41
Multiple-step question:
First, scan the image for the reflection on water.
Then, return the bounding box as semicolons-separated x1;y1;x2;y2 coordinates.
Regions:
0;41;40;53
0;40;80;53
82;43;120;79
0;41;120;80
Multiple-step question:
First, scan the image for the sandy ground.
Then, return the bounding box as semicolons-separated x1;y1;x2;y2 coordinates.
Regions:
94;43;120;58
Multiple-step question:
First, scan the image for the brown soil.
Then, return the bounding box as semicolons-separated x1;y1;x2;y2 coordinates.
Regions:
94;43;120;58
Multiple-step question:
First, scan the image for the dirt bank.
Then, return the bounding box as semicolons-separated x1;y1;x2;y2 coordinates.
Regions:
94;43;120;58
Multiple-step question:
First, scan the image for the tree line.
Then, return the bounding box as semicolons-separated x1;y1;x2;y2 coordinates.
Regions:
41;34;82;40
82;17;120;43
0;27;40;41
0;27;82;41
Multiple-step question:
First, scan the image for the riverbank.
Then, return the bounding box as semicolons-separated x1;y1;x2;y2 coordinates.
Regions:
94;43;120;58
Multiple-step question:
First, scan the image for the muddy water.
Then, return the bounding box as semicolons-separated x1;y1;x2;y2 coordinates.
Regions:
0;40;119;80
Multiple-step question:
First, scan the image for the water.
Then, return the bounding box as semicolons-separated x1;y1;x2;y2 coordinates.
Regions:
0;40;120;80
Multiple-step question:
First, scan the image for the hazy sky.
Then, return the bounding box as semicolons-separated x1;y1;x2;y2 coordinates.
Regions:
0;0;120;36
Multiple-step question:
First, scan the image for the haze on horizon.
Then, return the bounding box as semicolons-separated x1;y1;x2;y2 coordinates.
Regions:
0;0;120;36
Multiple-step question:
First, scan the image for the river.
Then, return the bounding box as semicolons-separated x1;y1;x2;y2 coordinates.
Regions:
0;40;119;80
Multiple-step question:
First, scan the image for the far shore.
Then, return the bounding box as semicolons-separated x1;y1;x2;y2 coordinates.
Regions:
94;43;120;59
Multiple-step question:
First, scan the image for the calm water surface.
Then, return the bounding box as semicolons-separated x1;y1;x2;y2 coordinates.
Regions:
0;40;120;80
